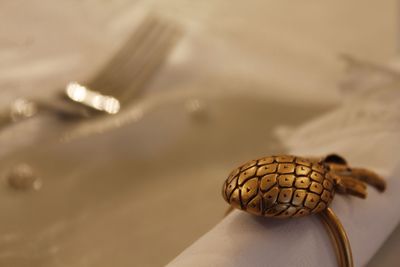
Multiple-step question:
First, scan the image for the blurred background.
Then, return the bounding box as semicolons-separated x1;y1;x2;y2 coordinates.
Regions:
0;0;399;266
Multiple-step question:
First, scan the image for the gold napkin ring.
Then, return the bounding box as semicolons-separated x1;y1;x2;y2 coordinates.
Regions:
222;154;386;267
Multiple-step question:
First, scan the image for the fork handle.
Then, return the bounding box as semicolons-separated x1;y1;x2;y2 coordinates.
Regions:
37;97;91;119
0;98;38;129
0;97;91;130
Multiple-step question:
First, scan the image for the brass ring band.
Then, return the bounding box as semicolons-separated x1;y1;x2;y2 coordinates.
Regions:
224;207;353;267
319;208;353;267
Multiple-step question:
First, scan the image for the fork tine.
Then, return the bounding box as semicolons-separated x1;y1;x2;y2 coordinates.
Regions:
118;22;182;104
86;15;160;95
103;18;173;97
65;14;182;116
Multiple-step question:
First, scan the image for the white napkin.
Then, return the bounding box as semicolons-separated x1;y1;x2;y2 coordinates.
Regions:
166;83;400;266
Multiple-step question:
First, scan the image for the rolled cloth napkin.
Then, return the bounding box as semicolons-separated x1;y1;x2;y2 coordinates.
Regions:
166;84;400;267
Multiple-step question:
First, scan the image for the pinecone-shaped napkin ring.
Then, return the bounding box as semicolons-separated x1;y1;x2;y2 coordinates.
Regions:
222;154;386;267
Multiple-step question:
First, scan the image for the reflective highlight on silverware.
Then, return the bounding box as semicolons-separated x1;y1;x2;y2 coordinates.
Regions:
66;82;121;115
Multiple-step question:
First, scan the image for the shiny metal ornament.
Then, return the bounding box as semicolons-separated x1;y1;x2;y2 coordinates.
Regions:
222;154;386;267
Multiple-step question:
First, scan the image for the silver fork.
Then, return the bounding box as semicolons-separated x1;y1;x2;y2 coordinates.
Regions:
0;15;182;127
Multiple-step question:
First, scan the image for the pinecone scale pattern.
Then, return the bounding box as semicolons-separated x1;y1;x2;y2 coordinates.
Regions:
222;155;335;218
